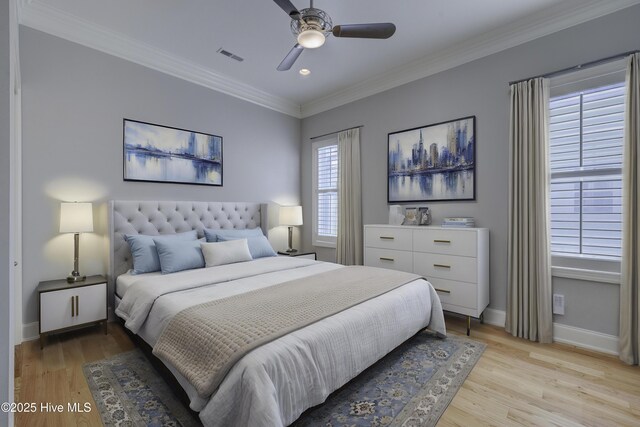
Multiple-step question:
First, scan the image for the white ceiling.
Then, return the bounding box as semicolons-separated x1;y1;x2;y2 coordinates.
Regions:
17;0;640;117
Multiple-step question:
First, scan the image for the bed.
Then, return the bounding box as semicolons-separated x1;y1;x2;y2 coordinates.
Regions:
109;200;446;427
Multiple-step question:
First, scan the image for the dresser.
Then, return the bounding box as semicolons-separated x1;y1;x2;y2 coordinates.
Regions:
364;225;489;335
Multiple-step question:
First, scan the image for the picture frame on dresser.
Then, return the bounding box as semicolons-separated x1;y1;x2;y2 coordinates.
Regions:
123;118;223;186
402;207;418;225
387;116;476;203
418;207;432;225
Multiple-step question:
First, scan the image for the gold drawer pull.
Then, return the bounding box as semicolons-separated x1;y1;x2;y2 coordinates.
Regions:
434;239;451;243
434;288;451;294
71;296;75;317
76;295;79;316
379;257;395;262
434;264;451;269
379;236;395;240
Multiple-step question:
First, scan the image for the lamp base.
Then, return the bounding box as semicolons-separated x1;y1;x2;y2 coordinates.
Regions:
286;226;299;254
67;272;86;283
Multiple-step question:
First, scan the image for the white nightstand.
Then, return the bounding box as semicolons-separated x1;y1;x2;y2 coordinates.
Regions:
37;275;108;348
277;251;317;260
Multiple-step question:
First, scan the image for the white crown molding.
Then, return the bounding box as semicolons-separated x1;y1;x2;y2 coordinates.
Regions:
18;0;640;119
18;0;302;118
300;0;640;118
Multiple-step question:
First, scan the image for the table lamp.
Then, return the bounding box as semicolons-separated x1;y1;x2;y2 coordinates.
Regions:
279;206;303;253
60;202;94;283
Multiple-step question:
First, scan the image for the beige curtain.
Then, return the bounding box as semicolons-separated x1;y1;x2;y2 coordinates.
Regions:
336;128;362;265
506;78;553;343
619;53;640;365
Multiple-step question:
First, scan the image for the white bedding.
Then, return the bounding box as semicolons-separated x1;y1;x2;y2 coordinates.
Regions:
115;270;161;297
115;257;446;427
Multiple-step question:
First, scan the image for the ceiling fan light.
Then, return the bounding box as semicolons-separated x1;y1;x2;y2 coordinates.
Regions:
297;29;325;48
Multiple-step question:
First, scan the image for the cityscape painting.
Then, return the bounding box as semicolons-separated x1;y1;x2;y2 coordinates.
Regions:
123;119;223;186
388;116;475;202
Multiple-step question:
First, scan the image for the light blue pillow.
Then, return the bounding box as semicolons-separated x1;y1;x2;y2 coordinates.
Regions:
204;227;264;242
153;239;205;274
217;235;277;259
125;230;197;274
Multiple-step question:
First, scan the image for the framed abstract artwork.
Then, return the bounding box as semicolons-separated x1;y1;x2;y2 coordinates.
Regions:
123;119;223;186
388;116;475;203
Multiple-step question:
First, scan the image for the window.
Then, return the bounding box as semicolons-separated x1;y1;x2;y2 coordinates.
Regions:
312;138;338;247
549;69;625;261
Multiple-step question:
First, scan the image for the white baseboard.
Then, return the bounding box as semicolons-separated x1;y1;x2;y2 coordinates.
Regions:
482;308;506;327
22;321;39;342
553;323;619;356
21;316;119;343
480;308;619;356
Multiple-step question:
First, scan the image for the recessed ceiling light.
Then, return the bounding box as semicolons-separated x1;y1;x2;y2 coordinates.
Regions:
299;68;311;76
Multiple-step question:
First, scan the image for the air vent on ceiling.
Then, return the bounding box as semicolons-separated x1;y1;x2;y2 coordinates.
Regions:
217;48;244;62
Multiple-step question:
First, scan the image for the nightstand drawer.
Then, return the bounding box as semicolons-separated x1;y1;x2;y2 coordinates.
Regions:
365;227;413;251
40;283;106;333
413;228;477;257
413;253;477;283
364;248;412;272
428;277;478;310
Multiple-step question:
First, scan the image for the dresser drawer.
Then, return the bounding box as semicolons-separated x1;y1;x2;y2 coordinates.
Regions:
365;226;413;251
413;228;477;257
413;253;477;283
364;247;413;272
428;277;478;310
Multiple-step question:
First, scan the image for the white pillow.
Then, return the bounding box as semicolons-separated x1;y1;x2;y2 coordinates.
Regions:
201;239;252;267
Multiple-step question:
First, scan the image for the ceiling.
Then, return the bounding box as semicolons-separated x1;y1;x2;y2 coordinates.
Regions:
17;0;640;117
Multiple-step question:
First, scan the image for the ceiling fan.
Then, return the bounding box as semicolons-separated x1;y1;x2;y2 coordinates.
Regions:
273;0;396;71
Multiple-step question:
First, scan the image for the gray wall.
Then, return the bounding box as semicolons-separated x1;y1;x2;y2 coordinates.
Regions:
1;0;12;421
20;27;301;325
301;5;640;335
552;278;619;336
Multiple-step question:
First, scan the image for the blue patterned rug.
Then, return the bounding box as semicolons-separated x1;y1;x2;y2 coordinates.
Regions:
84;331;484;426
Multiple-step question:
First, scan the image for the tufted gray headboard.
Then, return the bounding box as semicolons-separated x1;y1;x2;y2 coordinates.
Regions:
108;200;268;291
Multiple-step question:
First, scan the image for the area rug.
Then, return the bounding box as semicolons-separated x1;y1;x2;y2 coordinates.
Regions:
84;331;485;427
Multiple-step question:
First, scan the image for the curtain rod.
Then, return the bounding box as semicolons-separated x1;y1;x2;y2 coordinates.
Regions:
509;50;639;86
310;125;363;140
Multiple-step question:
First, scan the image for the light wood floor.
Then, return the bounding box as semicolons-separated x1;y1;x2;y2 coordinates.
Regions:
13;317;640;426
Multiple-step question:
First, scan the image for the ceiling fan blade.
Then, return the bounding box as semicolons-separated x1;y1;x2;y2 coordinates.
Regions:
273;0;301;20
277;44;304;71
332;23;396;39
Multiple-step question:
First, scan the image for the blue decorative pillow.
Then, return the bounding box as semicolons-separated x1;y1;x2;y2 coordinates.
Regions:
153;239;205;274
204;227;264;242
217;235;277;259
125;230;197;274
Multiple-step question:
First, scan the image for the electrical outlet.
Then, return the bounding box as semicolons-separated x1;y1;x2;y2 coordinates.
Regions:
553;294;565;315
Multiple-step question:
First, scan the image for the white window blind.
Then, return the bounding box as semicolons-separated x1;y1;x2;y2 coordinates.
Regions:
312;139;338;247
549;82;624;259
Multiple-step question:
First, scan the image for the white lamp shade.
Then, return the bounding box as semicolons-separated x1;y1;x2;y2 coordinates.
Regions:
279;206;303;226
60;202;94;233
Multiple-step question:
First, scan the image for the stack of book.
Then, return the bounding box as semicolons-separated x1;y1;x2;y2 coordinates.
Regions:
442;217;475;228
